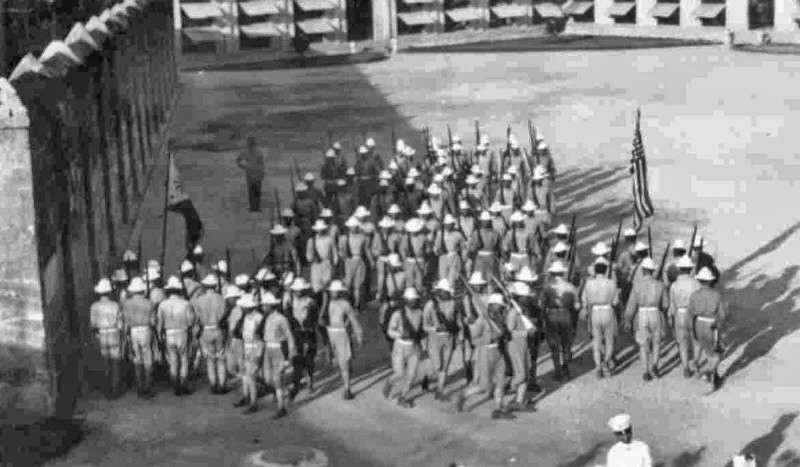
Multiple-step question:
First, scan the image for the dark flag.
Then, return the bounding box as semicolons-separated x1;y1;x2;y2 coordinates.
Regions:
166;152;204;251
630;108;654;231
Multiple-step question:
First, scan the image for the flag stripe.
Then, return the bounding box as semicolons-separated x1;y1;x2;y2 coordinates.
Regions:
630;109;654;230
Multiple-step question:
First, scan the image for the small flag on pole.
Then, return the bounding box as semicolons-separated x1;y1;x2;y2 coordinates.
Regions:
166;153;204;249
630;108;654;231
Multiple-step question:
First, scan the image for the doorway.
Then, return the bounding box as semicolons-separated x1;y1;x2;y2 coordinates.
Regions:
748;0;773;29
347;0;373;40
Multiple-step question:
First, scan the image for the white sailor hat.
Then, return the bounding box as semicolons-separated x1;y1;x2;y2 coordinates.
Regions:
378;216;394;229
593;256;609;266
281;208;295;217
405;218;424;233
501;173;512;181
427;184;442;196
296;182;309;192
487;293;505;306
430;136;441;147
388;204;402;215
379;179;390;187
417;202;433;215
270;224;288;235
282;272;295;287
489;201;504;213
535;132;544;142
511;282;531;297
552;224;569;236
145;267;161;281
325;148;336;158
468;271;487;285
365;137;375;148
146;259;160;269
507;165;519;175
290;277;311;291
379;170;392;180
346;166;356;175
515;266;538;283
442;166;454;177
466;174;479;185
224;285;242;299
548;261;567;274
480;134;490;145
192;244;204;255
672;239;687;250
434;278;453;294
237;293;257;309
634;241;649;252
432;173;445;184
510;211;525;223
442;214;455;225
354;206;371;218
677;255;694;269
180;259;195;273
452;134;462;144
214;260;228;274
388;160;399;171
459;200;470;210
693;235;704;248
591;241;611;256
553;241;569;254
470;164;483;175
476;142;487;151
521;199;536;212
201;274;219;287
403;287;420;300
345;216;361;228
332;141;342;150
436;149;447;159
388;253;402;267
478;211;492;222
532;166;547;181
640;257;656;270
451;143;462;152
358;145;368;154
312;219;328;231
405;177;415;186
122;249;137;262
328;280;346;293
234;274;250;287
320;208;333;218
696;267;715;281
536;141;548;151
336;179;347;187
127;277;146;293
403;146;416;157
165;276;184;290
254;268;269;282
304;172;315;182
623;228;638;238
261;269;277;282
608;414;631;432
262;292;281;306
408;167;420;178
395;139;406;152
503;262;517;273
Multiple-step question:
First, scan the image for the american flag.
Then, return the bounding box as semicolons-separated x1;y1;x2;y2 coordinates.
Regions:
630;108;654;230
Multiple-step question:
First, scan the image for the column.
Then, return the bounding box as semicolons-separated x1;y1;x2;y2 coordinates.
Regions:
372;0;392;41
595;0;615;23
637;0;657;25
680;0;701;26
726;0;748;29
774;0;796;31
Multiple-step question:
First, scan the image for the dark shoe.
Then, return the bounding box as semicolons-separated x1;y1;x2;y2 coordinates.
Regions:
233;397;248;408
683;368;693;379
174;387;182;396
464;364;474;383
288;388;299;402
528;383;543;394
421;376;430;392
553;370;564;382
596;368;605;379
642;372;653;382
561;364;571;380
342;390;354;400
491;409;515;420
454;392;466;412
651;367;659;379
273;407;288;419
142;390;155;400
712;372;722;390
243;405;259;415
398;397;414;408
382;380;392;399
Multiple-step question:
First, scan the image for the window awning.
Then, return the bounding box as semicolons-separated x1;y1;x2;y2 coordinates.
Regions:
534;2;564;17
693;3;725;18
402;0;437;4
397;10;438;24
650;3;678;17
445;6;483;22
182;26;224;42
181;3;223;20
607;2;635;16
295;0;335;11
295;17;336;33
240;22;286;36
491;3;529;18
562;1;593;15
239;0;280;16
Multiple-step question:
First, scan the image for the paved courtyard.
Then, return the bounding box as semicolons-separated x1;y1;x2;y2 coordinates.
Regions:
51;45;800;466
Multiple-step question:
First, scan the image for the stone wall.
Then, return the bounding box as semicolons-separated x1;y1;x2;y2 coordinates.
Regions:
0;0;178;419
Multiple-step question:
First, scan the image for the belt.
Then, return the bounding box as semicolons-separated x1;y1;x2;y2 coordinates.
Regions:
99;328;119;334
265;342;282;349
327;327;347;333
591;305;613;311
435;331;452;336
203;325;218;330
639;307;659;312
244;342;261;350
695;316;716;324
511;252;528;258
483;343;498;348
477;251;495;256
165;329;185;335
130;326;150;332
396;339;414;345
676;307;689;314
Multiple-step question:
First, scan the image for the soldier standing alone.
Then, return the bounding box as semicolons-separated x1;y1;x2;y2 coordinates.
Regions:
236;136;266;212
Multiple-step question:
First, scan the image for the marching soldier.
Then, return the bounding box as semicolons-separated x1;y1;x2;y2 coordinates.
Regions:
180;260;202;299
321;149;339;199
307;218;339;299
465;174;484;210
469;211;502;280
506;282;536;411
193;274;228;394
689;267;727;389
417;201;439;245
111;269;129;303
157;276;197;395
90;278;124;398
493;174;518;222
145;263;167;369
280;208;303;258
690;236;720;287
232;293;264;414
434;214;466;286
428;183;447;221
400;218;428;292
319;208;338;240
489;202;508;238
514;267;544;392
581;257;620;379
663;239;688;286
530;166;554;215
462;271;490;384
293;183;319;262
624;257;668;381
615;228;639;290
378;253;406;340
505;211;540;273
536;140;557;182
457;200;477;242
224;285;244;384
321;280;364;400
542;241;569;277
356;144;380;205
403;176;424;216
620;241;649;306
340;216;372;309
286;277;318;398
212;260;231;296
521;200;546;251
189;244;208;279
303;172;324;208
371;172;396;220
422;279;461;401
335;179;357;226
122;277;156;398
266;224;301;279
236;136;266;212
373;216;400;300
454;293;512;419
540;261;580;381
589;241;618;282
383;287;425;408
122;250;139;280
388;204;405;231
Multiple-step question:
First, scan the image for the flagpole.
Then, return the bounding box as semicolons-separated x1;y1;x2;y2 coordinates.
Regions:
160;151;171;272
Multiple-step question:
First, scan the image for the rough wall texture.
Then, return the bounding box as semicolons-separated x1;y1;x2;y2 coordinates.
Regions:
0;0;178;420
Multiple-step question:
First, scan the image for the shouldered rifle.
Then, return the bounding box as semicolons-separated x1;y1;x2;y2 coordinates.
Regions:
688;222;698;256
459;271;488;323
447;124;454;164
289;164;297;202
566;214;578;281
656;240;670;280
226;248;232;278
274;189;282;216
137;238;143;273
608;218;623;278
475;120;480;148
647;225;653;256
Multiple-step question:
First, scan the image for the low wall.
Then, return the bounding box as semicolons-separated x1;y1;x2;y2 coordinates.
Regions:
0;0;178;419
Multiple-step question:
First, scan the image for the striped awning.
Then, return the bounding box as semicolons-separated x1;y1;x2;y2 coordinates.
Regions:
534;2;564;17
239;0;280;16
182;26;224;42
180;2;223;19
693;3;724;18
397;10;438;24
650;3;678;17
607;2;635;16
491;3;529;18
295;0;336;10
562;1;593;15
295;17;336;33
240;22;287;36
445;6;483;22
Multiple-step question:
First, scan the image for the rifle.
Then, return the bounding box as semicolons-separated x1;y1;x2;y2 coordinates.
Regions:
391;126;397;154
490;275;524;317
566;213;578;281
137;238;143;274
226;248;232;278
647;226;653;256
656;241;670;280
274;188;282;216
607;219;623;278
459;271;488;322
475;120;480;148
289;162;297;202
688;223;698;256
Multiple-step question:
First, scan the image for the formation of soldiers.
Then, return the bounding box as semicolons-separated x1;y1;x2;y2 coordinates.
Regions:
89;125;726;420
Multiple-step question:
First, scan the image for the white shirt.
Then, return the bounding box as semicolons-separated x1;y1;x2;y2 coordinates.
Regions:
606;440;652;467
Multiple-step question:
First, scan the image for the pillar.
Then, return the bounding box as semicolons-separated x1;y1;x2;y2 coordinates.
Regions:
595;0;615;23
637;0;657;25
680;0;701;26
373;0;392;42
774;0;796;31
726;0;748;29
